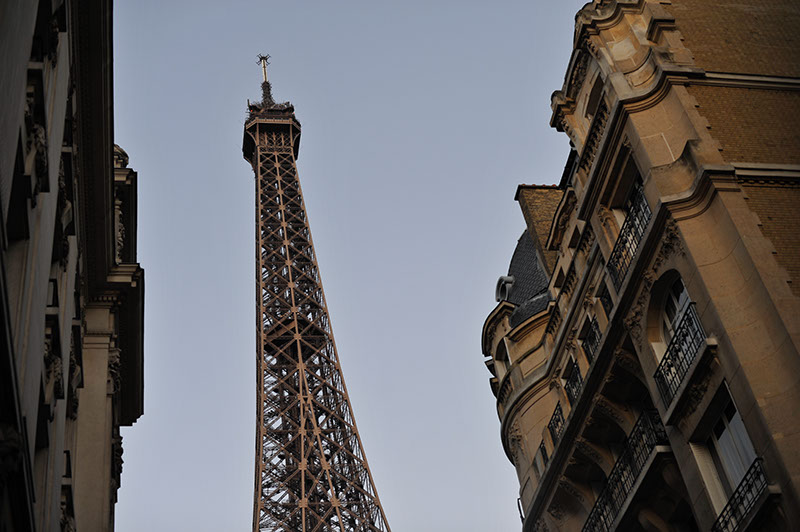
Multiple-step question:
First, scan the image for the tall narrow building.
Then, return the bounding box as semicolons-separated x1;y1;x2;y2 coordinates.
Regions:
242;57;390;532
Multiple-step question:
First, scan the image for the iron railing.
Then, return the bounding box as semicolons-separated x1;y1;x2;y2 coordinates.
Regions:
653;303;706;407
712;458;769;532
582;317;602;362
565;359;584;406
607;184;651;290
548;402;565;443
583;410;668;532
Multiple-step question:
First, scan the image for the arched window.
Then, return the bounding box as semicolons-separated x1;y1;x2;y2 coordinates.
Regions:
660;277;690;345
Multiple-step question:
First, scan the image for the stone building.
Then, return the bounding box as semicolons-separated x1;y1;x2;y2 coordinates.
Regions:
0;1;144;530
481;1;799;530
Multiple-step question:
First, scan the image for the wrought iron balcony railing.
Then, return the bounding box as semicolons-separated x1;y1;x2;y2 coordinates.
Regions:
583;410;668;532
582;317;602;362
548;402;565;443
607;184;652;290
564;359;584;406
712;458;769;532
653;303;706;407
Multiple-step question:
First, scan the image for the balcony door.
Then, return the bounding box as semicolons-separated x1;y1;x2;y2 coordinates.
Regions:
660;277;690;347
709;400;757;493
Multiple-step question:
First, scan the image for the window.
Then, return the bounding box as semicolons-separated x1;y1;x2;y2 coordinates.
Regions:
585;77;604;120
661;277;690;346
708;400;757;495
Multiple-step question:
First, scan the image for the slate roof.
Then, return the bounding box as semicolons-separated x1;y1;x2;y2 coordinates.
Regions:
504;230;552;328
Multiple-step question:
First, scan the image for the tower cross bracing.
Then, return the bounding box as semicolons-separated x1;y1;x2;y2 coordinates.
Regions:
243;61;390;532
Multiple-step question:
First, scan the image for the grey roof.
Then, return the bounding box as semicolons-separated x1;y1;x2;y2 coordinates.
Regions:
504;230;552;327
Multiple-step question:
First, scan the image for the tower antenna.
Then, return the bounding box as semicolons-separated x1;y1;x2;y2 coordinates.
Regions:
257;54;270;82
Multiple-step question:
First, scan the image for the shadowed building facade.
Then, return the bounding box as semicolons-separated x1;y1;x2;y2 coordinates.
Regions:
243;59;390;532
482;1;800;531
0;1;145;530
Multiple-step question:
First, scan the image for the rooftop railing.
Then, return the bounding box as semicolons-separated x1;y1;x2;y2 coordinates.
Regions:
583;410;668;532
653;303;706;408
711;458;769;532
607;184;651;290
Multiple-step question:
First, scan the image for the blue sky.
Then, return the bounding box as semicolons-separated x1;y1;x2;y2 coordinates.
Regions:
113;1;587;530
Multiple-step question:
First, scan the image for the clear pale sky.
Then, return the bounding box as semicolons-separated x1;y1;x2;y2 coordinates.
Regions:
112;1;587;530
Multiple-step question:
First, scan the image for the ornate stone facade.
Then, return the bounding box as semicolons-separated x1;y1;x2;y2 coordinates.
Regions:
481;1;800;530
0;2;145;531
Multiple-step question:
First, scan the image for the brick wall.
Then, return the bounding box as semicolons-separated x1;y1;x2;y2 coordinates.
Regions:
740;181;800;296
516;186;563;275
667;0;800;78
689;86;800;165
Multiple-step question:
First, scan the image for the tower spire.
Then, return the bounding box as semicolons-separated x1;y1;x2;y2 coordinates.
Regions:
256;53;274;105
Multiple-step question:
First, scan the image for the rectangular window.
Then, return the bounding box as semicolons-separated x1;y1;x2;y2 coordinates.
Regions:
709;401;757;494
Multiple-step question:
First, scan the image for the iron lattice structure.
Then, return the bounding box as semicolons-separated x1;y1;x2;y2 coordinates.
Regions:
242;72;390;532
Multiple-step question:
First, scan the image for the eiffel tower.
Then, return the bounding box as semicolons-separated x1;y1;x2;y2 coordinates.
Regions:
242;55;391;532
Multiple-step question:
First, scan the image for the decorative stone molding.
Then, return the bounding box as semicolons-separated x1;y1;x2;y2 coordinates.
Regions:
596;204;615;228
652;218;684;272
567;51;590;101
583;284;596;311
624;217;685;344
563;268;577;298
67;341;80;420
613;349;644;380
546;307;562;337
111;428;123;493
565;328;578;354
107;348;121;395
548;502;566;521
578;101;609;173
594;396;630;430
508;421;524;467
552;192;578;250
44;334;64;400
559;478;587;506
575;438;605;470
114;196;125;264
578;225;595;254
675;356;717;422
